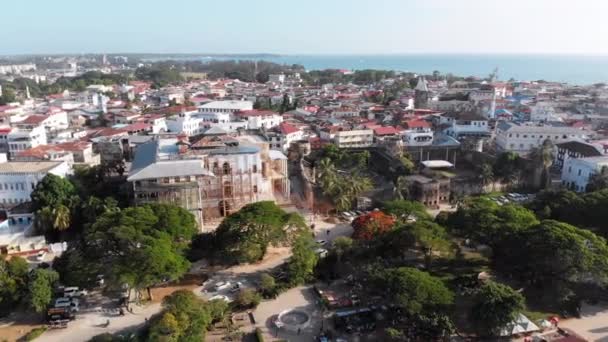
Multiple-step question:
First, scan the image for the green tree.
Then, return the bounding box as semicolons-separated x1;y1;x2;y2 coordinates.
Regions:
235;288;262;309
493;220;608;291
52;204;71;231
287;234;319;285
259;273;277;297
471;281;525;337
393;176;410;200
586;166;608;192
28;269;59;313
372;267;453;314
479;163;495;192
31;174;76;211
149;290;212;341
407;221;452;268
0;87;16;105
213;202;306;264
529;139;554;189
383;200;431;222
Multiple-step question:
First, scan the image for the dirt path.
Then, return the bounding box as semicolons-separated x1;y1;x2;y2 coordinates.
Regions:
560;303;608;341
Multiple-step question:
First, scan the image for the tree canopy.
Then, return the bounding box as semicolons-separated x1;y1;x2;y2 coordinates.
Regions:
212;201;307;264
148;290;214;341
351;210;396;240
371;267;453;314
470;281;525;336
54;204;194;291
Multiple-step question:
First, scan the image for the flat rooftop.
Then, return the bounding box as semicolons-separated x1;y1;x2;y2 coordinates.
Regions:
0;161;63;174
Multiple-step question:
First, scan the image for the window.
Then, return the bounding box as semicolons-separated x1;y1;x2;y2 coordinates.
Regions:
223;162;231;175
253;165;257;173
578;169;582;176
253;185;258;193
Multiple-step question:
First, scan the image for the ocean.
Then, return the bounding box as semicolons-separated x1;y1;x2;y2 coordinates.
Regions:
179;54;608;86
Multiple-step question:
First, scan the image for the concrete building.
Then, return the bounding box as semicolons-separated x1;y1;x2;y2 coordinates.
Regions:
198;100;253;115
235;110;283;130
0;160;71;207
414;77;430;109
441;112;490;139
334;129;374;148
166;111;205;136
561;156;608;192
496;122;589;155
404;174;450;208
8;126;47;157
402;119;434;146
127;137;290;230
554;141;603;173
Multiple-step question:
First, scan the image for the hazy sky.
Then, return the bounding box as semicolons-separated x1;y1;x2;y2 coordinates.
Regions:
4;0;608;55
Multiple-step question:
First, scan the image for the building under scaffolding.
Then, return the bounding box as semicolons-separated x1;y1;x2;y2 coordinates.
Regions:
127;136;290;231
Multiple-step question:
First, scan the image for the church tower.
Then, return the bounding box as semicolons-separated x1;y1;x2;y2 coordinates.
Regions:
414;76;429;109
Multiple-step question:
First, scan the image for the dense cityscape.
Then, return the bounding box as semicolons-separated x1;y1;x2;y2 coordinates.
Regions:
0;51;607;342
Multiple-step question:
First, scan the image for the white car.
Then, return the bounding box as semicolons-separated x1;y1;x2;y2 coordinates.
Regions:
55;297;79;312
315;248;328;258
209;295;231;302
64;287;88;297
212;281;231;292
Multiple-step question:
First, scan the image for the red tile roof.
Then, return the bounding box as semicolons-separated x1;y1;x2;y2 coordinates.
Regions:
20;115;47;125
404;119;431;129
373;126;400;136
279;122;299;135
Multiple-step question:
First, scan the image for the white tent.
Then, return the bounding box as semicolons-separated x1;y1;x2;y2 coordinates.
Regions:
499;313;540;337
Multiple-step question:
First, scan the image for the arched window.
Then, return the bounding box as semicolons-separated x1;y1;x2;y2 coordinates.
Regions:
223;162;231;175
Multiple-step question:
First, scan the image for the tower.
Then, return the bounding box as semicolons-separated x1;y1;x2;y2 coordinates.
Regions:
25;86;31;99
488;88;497;119
414;76;429;109
0;84;3;97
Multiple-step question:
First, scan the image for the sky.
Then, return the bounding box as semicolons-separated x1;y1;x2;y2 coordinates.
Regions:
3;0;608;55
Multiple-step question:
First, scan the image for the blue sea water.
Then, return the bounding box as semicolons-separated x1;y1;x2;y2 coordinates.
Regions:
197;54;608;86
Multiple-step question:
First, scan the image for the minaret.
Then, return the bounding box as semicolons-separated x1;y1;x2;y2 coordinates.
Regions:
488;88;497;119
414;76;429;109
25;86;31;99
0;84;3;97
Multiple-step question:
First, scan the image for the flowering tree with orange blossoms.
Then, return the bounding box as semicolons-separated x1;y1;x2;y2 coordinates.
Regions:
351;211;396;240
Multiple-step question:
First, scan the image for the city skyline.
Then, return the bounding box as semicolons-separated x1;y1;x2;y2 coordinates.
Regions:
4;0;608;55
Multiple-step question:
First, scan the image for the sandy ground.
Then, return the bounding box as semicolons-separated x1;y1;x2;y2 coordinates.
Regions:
560;303;608;341
254;286;325;342
37;302;162;342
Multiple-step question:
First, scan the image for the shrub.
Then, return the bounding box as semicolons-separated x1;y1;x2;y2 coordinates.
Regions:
255;327;265;342
23;327;47;341
235;289;262;309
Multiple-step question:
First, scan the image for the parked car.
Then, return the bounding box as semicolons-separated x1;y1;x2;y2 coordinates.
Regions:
315;248;328;258
229;282;243;293
212;281;231;292
63;287;88;298
209;295;231;302
55;297;80;312
316;240;328;246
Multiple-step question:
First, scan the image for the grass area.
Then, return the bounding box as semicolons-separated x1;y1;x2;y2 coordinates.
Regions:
22;327;47;341
523;309;558;323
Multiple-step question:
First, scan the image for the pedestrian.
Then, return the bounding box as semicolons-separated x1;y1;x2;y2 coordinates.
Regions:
326;229;330;236
297;328;301;335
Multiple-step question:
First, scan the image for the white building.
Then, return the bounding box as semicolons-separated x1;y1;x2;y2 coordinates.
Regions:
235;110;283;130
561;156;608;192
402;120;434;146
268;123;304;151
0;64;36;75
441;112;490;139
198;100;253;115
331;106;360;119
530;102;559;122
496;122;590;155
268;74;286;84
0;160;71;206
166;111;205;136
8;126;48;157
334;129;374;148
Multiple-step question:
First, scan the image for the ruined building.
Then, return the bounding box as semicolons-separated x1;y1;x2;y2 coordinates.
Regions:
127;135;290;231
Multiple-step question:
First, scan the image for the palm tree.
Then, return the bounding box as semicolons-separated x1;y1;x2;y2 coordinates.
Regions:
479;163;495;192
316;158;337;189
52;205;71;231
393;175;410;200
335;193;352;212
34;207;54;233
